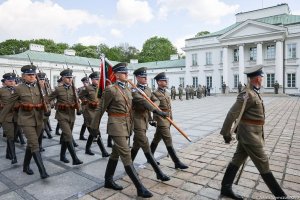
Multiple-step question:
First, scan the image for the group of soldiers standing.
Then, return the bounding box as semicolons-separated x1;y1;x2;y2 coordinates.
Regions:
170;84;210;100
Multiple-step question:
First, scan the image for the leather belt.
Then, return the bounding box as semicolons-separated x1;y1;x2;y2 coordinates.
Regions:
20;103;43;111
108;112;129;117
161;109;170;112
241;118;264;125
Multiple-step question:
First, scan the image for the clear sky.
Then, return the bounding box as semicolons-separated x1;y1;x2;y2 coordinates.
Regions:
0;0;299;54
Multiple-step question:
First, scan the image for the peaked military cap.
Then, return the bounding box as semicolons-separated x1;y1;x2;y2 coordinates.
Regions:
81;77;88;82
154;72;167;81
112;62;128;73
60;69;73;77
89;72;100;79
1;79;5;83
21;65;37;74
244;65;264;77
3;73;16;80
133;67;147;77
37;72;46;80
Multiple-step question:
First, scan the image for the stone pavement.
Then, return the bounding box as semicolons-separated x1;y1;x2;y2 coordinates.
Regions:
1;96;300;200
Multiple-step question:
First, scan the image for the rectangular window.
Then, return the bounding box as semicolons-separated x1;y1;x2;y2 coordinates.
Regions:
266;73;275;87
220;51;223;63
192;77;198;88
287;43;297;59
179;77;185;88
250;47;257;61
53;75;60;87
266;44;275;59
287;73;296;87
192;53;198;66
233;49;239;62
206;76;212;88
205;52;212;65
234;75;239;88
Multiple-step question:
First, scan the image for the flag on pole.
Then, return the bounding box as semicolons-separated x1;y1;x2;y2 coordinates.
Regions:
98;56;115;98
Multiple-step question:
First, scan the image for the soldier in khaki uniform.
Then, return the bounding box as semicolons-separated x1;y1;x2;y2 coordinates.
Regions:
178;84;183;101
150;72;188;169
131;67;170;181
0;65;49;179
79;72;109;157
0;73;18;164
78;77;89;141
100;63;152;198
48;69;83;165
220;66;289;199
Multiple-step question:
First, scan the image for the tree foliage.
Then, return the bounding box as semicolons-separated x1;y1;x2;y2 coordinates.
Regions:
195;31;210;37
139;36;177;63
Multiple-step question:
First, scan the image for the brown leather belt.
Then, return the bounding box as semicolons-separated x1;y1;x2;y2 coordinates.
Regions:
20;103;43;111
161;109;170;112
241;118;264;125
108;112;129;117
57;104;76;110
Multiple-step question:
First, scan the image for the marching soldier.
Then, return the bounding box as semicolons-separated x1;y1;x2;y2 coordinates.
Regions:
55;78;62;136
0;73;18;164
78;77;89;140
101;63;153;198
131;67;170;181
78;72;109;157
48;69;83;165
0;65;49;179
178;84;183;101
220;65;289;199
150;72;188;169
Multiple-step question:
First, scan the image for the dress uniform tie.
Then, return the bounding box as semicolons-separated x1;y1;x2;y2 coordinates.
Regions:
25;82;36;88
158;88;166;93
63;84;71;89
117;81;126;89
137;84;146;91
7;86;15;94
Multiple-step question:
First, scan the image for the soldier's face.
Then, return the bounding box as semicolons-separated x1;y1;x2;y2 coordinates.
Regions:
63;77;73;85
39;79;45;87
136;76;147;85
24;74;36;83
5;80;15;87
257;76;263;87
158;80;168;88
116;72;128;82
92;79;99;85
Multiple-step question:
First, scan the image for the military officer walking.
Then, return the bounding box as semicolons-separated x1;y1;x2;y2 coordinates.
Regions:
131;67;170;181
48;69;83;165
150;72;188;169
178;84;183;101
79;72;109;157
0;65;49;179
100;63;153;198
78;77;89;140
220;65;289;199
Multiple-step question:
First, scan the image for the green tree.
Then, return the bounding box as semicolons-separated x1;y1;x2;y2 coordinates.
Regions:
195;31;210;37
139;36;177;62
78;48;98;58
0;39;29;55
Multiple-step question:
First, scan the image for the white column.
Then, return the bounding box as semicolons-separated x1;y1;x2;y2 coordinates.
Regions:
275;40;283;86
256;42;263;65
239;44;245;84
222;46;229;85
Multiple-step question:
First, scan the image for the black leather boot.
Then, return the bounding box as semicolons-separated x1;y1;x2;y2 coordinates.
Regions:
55;123;61;135
32;151;49;179
44;124;52;139
7;140;17;164
97;137;110;157
18;131;26;145
221;163;243;200
23;148;34;175
107;135;112;147
85;135;95;155
66;142;83;165
60;142;69;163
38;133;45;152
104;159;123;190
72;137;78;147
79;124;87;140
125;164;153;198
131;148;139;162
6;140;12;160
150;142;160;165
261;172;288;199
145;153;170;181
167;146;188;169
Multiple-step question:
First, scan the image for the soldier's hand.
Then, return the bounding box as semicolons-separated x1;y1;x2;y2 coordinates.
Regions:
44;111;51;117
149;121;157;127
223;135;232;144
153;109;169;118
76;110;82;115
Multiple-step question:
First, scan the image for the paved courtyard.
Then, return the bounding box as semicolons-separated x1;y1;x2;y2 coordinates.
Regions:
1;95;300;200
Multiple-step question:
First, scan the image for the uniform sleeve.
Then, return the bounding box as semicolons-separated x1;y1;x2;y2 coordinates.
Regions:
99;87;113;119
132;90;155;111
48;87;58;102
150;92;160;107
0;88;20;123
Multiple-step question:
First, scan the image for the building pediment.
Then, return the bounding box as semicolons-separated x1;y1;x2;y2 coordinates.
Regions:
218;20;286;43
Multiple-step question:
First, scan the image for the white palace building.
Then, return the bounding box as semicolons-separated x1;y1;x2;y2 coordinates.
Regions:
0;3;299;94
183;3;300;94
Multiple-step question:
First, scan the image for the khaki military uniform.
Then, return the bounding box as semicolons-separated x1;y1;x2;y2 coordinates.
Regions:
48;85;76;142
0;83;44;152
178;86;183;100
151;88;173;146
220;85;269;173
99;83;133;166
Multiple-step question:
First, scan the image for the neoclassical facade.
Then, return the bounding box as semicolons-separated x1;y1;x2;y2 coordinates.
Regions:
183;3;300;94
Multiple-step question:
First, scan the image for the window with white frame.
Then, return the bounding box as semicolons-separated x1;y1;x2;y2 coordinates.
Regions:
266;73;275;87
287;73;296;87
233;49;239;62
206;52;212;65
192;77;198;87
234;74;239;88
250;47;257;61
53;75;60;87
179;77;185;88
206;76;212;88
287;43;296;59
220;51;223;63
192;53;198;66
266;44;275;59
